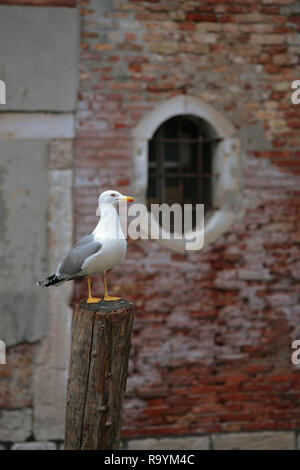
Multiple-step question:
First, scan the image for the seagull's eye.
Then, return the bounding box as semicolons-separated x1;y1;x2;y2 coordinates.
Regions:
111;193;116;197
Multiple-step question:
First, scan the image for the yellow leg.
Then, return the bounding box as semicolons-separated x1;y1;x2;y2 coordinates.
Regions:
102;272;120;301
86;276;102;303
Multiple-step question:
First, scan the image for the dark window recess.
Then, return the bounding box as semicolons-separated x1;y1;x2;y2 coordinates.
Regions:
147;115;221;229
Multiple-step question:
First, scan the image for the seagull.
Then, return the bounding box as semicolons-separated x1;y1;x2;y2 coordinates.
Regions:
37;190;134;303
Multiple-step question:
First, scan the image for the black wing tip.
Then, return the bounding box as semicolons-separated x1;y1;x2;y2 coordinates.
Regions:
37;274;59;288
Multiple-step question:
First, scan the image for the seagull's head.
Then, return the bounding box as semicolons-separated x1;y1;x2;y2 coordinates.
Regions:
96;190;134;216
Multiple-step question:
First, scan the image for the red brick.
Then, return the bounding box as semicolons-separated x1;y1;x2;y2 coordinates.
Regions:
227;5;251;13
219;14;235;23
179;22;196;31
125;32;137;41
198;5;214;12
288;15;300;23
261;6;280;14
135;12;168;21
274;160;300;167
186;13;217;22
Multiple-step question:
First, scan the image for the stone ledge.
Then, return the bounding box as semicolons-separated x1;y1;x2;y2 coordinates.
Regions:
12;441;57;450
211;431;295;450
125;431;296;450
1;431;298;450
127;436;210;450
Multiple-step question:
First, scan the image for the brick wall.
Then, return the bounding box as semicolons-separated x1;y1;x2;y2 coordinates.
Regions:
74;0;300;440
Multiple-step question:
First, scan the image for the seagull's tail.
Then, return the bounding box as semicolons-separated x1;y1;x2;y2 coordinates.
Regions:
37;274;65;288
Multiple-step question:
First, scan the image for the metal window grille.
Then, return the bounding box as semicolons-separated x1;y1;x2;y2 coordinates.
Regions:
147;115;221;228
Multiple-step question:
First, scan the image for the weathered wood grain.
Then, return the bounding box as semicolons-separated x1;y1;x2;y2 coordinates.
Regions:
64;299;134;450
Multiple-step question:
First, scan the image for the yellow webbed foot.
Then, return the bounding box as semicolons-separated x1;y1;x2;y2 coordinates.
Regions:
103;296;120;301
87;297;102;304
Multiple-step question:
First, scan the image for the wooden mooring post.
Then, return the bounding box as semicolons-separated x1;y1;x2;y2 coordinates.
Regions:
64;299;134;450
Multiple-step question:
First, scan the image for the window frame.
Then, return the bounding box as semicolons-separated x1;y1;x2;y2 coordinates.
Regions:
131;95;241;253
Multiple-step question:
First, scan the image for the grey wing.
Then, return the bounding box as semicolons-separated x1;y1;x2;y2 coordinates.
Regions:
58;239;102;277
73;233;94;248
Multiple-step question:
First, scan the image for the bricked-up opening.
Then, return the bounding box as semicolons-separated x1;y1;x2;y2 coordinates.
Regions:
147;115;221;230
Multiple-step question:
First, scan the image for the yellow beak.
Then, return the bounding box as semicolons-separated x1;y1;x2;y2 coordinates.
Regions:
121;196;134;202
